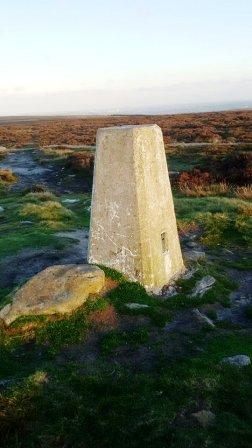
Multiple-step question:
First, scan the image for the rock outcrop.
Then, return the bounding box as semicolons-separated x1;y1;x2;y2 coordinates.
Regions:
0;264;105;325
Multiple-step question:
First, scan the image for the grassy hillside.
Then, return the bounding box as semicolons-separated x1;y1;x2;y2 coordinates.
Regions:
0;139;251;447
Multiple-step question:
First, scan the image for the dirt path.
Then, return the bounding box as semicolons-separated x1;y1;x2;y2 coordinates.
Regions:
0;148;91;194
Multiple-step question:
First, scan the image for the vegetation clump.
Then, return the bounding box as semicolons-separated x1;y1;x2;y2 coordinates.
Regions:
235;185;252;200
25;191;57;202
0;168;18;187
0;114;251;447
20;200;74;228
197;211;251;247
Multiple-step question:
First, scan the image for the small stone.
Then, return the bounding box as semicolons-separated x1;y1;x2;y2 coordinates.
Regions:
181;267;198;280
62;198;80;204
191;410;215;428
221;355;251;367
192;309;215;328
184;250;206;262
125;303;149;310
20;220;33;226
0;206;4;212
190;275;216;297
162;284;180;298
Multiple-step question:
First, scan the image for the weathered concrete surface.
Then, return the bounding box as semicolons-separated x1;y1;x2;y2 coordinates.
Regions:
0;264;105;325
88;124;184;293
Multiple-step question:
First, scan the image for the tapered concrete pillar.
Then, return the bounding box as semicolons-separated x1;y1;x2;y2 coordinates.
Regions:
88;124;185;293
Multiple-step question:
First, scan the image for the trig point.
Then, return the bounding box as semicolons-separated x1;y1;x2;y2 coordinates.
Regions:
88;124;185;293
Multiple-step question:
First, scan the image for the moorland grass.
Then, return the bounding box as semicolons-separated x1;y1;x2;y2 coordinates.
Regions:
0;146;251;448
0;330;251;448
174;195;252;247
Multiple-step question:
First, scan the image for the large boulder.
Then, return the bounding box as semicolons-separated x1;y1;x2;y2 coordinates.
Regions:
0;264;105;325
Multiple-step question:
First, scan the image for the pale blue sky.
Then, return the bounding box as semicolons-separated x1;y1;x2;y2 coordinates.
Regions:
0;0;251;114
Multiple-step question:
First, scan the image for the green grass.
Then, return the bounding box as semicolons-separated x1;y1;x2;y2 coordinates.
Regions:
99;265;126;282
0;147;251;448
0;228;58;260
20;200;74;229
174;195;251;247
1;331;251;448
160;261;235;313
168;153;206;171
0;190;91;261
107;280;170;326
100;327;150;356
174;196;248;222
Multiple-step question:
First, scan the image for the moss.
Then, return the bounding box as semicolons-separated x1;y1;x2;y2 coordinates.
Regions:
99;265;126;282
36;297;109;355
106;281;169;327
100;327;150;356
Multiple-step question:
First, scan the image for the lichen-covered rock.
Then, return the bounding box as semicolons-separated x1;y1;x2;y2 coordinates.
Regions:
190;275;216;297
0;264;105;325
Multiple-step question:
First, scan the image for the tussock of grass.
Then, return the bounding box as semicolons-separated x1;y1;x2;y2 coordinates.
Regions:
20;200;74;228
177;219;199;236
40;147;73;158
0;168;18;186
180;182;229;197
238;202;252;217
25;191;56;202
235;184;252;200
174;194;251;247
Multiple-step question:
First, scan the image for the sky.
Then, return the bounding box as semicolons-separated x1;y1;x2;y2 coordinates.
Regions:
0;0;251;115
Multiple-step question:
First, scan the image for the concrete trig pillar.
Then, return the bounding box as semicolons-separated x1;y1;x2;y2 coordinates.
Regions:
88;124;185;293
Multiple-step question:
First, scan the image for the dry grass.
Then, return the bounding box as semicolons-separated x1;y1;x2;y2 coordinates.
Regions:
238;203;252;217
179;182;229;197
25;191;56;202
235;185;252;200
177;220;199;236
0;168;18;184
40;147;74;158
